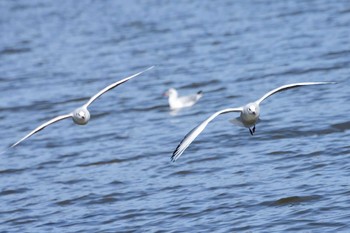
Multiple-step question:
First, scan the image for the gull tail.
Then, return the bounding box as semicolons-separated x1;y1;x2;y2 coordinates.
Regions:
197;90;203;99
229;117;244;127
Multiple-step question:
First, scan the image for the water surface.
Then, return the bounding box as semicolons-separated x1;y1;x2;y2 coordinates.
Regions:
0;0;350;232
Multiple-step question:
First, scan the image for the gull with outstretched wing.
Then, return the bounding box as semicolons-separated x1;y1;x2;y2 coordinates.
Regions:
10;66;154;148
172;81;335;162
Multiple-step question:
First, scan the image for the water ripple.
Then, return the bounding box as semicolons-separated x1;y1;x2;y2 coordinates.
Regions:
261;195;323;207
0;0;349;232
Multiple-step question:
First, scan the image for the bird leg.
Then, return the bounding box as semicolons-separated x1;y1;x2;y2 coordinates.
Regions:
249;125;256;136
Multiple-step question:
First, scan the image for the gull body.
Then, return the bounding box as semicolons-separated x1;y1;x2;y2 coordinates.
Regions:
10;66;154;148
165;88;203;109
171;81;335;162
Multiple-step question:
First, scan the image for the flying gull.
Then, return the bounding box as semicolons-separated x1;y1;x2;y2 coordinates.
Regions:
171;82;335;162
10;66;154;148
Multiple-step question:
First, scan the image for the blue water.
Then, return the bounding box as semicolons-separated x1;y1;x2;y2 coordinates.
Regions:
1;0;350;232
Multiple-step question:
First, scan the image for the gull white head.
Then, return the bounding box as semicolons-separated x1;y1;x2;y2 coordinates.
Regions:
72;107;90;125
243;103;260;119
164;88;178;98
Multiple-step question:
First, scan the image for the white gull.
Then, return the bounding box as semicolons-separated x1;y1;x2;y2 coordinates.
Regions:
10;66;154;148
164;88;203;110
171;81;335;162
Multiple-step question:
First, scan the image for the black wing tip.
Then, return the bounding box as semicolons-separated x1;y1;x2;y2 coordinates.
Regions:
197;90;203;95
172;143;184;162
171;149;180;162
9;141;20;148
171;124;201;163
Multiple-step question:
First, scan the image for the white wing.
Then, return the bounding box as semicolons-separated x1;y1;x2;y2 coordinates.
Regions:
171;107;243;162
256;82;336;105
10;113;73;148
178;91;203;106
84;66;154;108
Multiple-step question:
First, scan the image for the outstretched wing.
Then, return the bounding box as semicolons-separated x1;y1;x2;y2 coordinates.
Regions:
10;113;72;148
171;107;243;162
256;82;336;105
84;66;154;108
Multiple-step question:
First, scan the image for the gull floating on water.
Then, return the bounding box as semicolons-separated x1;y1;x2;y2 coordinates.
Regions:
10;66;154;148
164;88;203;110
171;81;335;162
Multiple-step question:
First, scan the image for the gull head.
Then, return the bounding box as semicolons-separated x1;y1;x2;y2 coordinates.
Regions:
244;103;260;118
164;88;178;98
72;107;90;125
